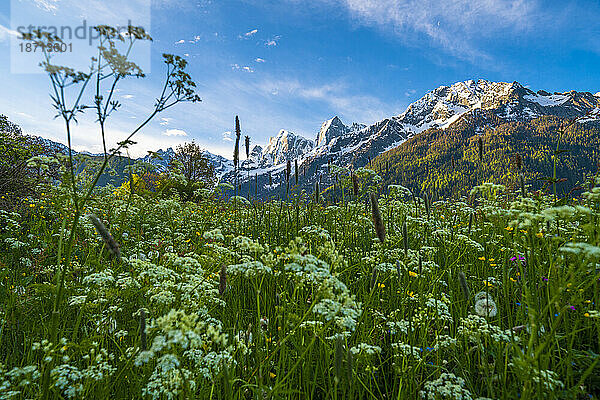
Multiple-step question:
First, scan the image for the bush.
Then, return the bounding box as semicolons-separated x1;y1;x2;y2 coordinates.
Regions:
0;115;48;210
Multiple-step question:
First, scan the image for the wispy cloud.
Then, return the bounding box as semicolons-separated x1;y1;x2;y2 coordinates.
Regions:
163;128;188;137
0;24;20;42
242;28;258;38
15;111;34;119
122;94;134;99
265;35;281;46
159;117;172;126
255;58;266;63
231;64;254;72
222;131;233;142
32;0;59;12
323;0;537;62
175;39;185;44
257;78;402;124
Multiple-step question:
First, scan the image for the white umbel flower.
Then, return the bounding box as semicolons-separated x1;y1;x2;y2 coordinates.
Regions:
474;292;498;318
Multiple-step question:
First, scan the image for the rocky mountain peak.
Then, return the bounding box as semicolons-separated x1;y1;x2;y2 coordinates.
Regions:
261;129;314;167
316;116;348;147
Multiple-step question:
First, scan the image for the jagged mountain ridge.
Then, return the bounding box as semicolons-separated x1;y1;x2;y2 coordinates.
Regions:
21;79;600;195
27;136;234;180
244;129;314;169
226;79;600;197
140;148;233;178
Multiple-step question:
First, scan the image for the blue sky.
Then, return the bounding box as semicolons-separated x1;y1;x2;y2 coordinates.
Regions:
0;0;599;157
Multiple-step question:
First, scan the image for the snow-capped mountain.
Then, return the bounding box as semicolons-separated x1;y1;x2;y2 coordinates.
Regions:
203;152;234;177
28;136;233;179
29;136;78;155
140;148;176;170
226;79;600;196
252;129;314;168
140;147;233;177
25;79;600;195
394;80;599;134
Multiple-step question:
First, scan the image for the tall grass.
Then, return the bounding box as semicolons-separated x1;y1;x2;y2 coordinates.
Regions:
1;173;599;398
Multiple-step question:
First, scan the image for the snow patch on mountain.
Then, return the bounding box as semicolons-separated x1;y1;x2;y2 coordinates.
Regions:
260;129;314;167
577;107;600;124
316;116;347;147
524;93;569;107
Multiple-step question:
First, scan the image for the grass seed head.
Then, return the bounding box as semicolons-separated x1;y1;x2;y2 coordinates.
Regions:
334;335;344;385
245;135;250;159
87;213;121;261
458;271;470;302
139;309;147;350
468;213;473;234
370;266;378;290
315;182;320;203
370;193;386;243
403;220;408;256
219;264;227;296
346;345;354;385
234;116;241;168
294;159;298;185
352;172;359;196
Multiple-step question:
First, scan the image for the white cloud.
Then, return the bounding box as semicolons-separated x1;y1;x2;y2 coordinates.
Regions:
122;94;134;99
255;58;266;63
231;64;254;72
265;35;281;46
163;128;188;137
320;0;537;62
159;117;172;126
15;111;34;119
404;89;416;97
222;131;233;142
244;29;258;37
32;0;59;12
175;39;185;44
257;78;401;125
0;24;20;42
